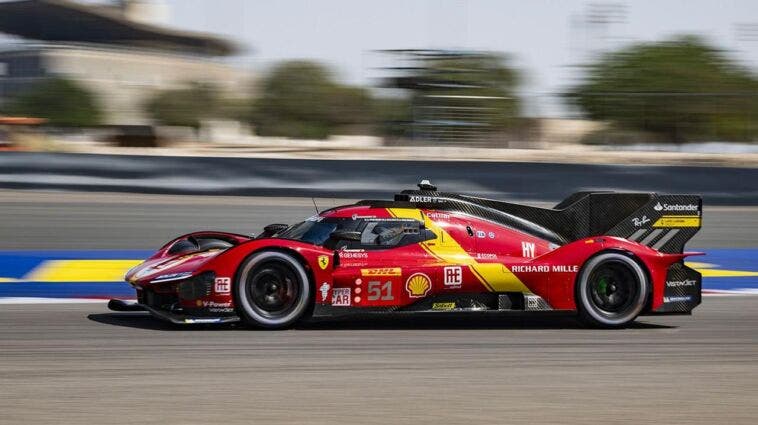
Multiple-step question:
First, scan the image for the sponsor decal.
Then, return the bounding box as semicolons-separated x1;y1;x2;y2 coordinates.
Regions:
405;273;432;298
361;268;402;277
339;250;368;259
432;302;456;311
476;230;486;239
488;231;495;239
306;215;324;222
653;216;701;228
664;295;693;303
521;241;536;258
319;282;330;302
666;279;697;288
511;265;549;273
214;277;231;294
476;253;497;260
552;265;579;273
332;288;352;306
426;212;451;220
352;214;377;220
201;300;232;308
632;215;650;227
443;266;462;287
317;255;330;270
200;300;233;313
511;265;579;273
653;202;699;213
409;196;445;203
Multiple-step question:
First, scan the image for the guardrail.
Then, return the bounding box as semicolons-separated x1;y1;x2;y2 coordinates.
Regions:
0;151;757;204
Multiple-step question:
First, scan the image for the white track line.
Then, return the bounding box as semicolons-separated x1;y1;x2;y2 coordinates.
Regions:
0;297;135;305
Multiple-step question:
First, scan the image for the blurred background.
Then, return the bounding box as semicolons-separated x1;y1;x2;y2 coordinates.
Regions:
1;0;758;153
2;3;758;424
0;0;757;288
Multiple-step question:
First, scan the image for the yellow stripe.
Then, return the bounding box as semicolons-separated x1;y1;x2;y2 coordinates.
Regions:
653;216;701;228
389;208;528;293
25;260;142;282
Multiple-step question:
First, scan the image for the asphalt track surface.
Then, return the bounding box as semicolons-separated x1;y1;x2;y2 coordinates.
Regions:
0;298;756;424
1;190;758;424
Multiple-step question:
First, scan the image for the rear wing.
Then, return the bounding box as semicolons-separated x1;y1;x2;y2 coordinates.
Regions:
603;194;702;253
459;191;702;253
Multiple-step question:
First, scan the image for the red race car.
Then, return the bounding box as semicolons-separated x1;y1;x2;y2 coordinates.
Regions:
112;181;703;328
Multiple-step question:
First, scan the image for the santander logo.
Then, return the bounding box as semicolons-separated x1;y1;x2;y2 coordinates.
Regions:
653;202;698;213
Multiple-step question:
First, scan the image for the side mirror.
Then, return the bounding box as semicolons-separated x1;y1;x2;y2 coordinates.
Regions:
256;223;289;239
331;230;362;242
264;223;289;234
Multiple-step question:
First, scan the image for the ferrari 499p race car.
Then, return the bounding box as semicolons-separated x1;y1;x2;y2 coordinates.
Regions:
111;181;703;328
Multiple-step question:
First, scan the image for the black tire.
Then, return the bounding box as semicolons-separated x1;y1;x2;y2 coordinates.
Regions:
576;252;649;328
235;251;312;329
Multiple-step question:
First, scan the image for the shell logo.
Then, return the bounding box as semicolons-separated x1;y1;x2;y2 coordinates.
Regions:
405;273;432;298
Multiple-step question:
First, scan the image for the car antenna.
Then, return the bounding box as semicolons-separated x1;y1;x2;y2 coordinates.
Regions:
311;197;320;215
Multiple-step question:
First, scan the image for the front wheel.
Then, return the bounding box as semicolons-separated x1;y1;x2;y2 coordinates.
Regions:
235;251;312;329
576;252;649;328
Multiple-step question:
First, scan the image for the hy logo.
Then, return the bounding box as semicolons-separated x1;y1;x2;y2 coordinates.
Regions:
653;203;664;212
522;241;536;258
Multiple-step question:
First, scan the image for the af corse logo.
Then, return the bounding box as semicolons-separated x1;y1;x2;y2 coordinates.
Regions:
214;277;231;294
443;266;462;287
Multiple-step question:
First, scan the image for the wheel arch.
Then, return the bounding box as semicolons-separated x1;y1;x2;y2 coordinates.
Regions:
573;248;654;314
233;246;316;293
231;246;317;328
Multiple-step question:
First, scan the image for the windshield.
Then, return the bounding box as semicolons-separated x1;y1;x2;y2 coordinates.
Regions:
276;219;339;245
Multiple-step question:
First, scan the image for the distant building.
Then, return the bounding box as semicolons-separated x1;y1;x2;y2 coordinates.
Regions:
0;0;252;125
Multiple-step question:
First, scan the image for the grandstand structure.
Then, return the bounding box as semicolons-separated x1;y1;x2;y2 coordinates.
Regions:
0;0;251;125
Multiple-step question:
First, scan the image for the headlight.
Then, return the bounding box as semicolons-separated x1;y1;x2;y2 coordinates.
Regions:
150;271;193;283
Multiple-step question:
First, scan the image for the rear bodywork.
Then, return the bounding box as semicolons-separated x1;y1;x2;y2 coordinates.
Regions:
123;189;703;324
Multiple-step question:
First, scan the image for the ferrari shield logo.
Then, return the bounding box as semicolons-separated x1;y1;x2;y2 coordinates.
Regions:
318;255;330;270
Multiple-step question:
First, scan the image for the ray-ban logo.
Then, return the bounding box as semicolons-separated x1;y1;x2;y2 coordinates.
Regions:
632;216;650;227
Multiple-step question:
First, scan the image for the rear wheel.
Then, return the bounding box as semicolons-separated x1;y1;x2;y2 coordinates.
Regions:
235;251;312;329
576;252;648;328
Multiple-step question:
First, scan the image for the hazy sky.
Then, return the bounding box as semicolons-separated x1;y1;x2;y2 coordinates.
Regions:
163;0;758;116
6;0;758;116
